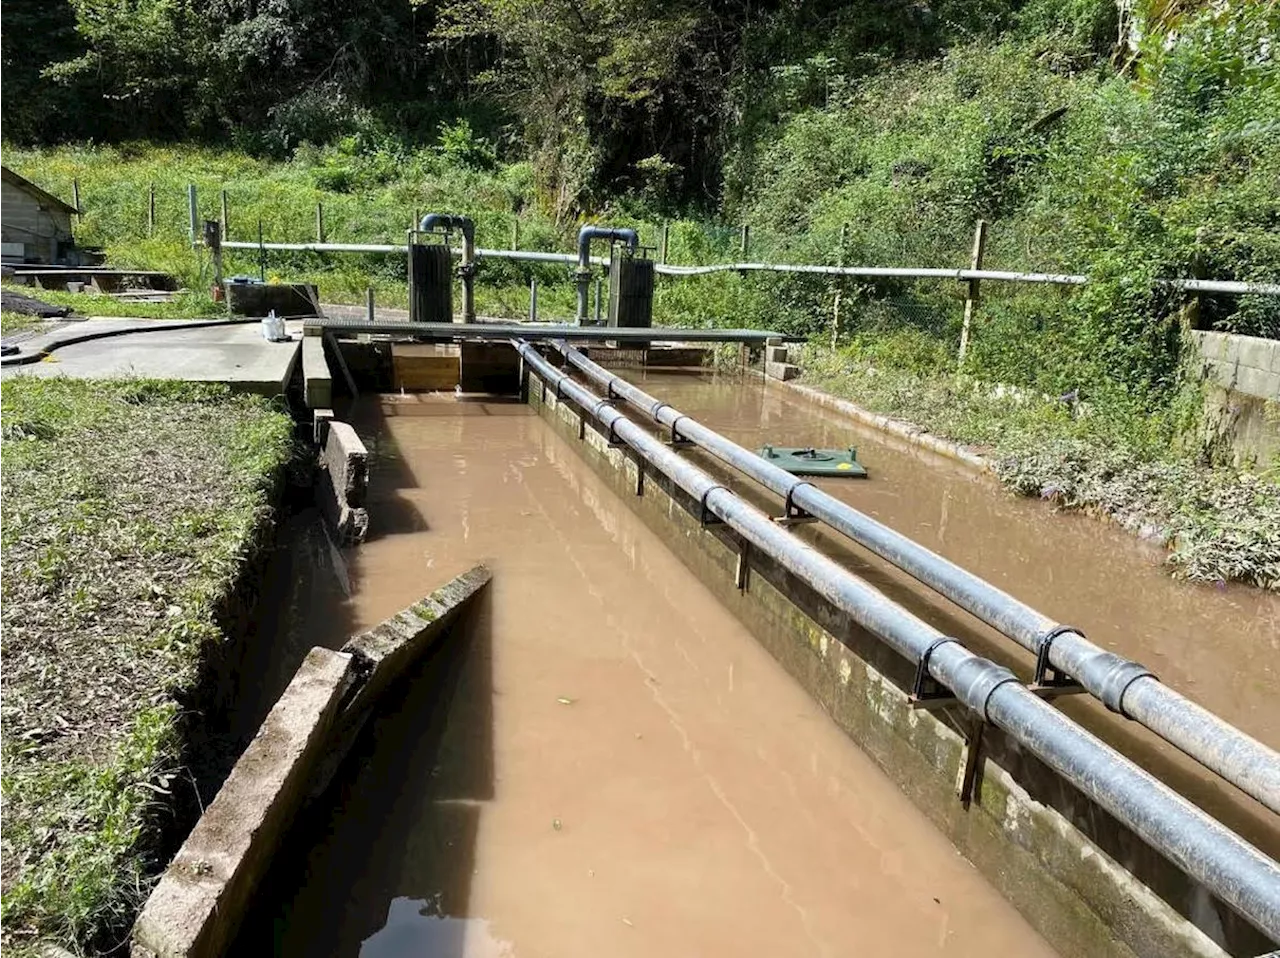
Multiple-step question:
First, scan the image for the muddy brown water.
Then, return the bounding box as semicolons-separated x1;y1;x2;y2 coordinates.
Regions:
238;393;1057;956
622;368;1280;856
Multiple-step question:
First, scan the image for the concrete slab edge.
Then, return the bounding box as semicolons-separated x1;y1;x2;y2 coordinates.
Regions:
130;565;491;958
131;647;355;958
766;374;993;473
316;421;369;545
527;367;1232;958
308;564;493;799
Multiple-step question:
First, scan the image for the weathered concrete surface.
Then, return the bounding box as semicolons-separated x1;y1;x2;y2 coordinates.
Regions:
765;359;801;381
764;343;789;364
307;564;492;798
769;375;993;472
581;344;711;368
302;334;332;408
460;340;521;393
132;647;355;958
227;282;319;318
0;319;301;397
1192;330;1280;465
526;367;1240;958
391;342;460;390
316;421;369;545
341;564;491;709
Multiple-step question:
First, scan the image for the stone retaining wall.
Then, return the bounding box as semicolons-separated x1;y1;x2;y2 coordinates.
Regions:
1192;330;1280;465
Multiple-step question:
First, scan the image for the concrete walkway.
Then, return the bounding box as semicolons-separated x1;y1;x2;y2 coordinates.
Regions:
1;318;302;397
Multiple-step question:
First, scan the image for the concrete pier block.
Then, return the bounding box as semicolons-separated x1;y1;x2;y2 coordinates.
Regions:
132;648;354;958
317;421;369;545
301;335;332;409
765;360;802;381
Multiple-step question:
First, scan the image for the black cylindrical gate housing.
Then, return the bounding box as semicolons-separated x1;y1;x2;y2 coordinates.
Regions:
408;242;453;324
608;253;655;329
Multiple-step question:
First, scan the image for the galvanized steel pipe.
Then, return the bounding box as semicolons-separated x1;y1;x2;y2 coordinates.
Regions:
551;341;1280;815
221;240;1278;296
515;339;1280;940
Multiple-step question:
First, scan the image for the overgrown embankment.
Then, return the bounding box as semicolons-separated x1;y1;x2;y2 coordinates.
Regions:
0;379;293;955
799;346;1280;590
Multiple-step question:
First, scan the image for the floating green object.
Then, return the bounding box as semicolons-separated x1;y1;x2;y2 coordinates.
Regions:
758;444;868;478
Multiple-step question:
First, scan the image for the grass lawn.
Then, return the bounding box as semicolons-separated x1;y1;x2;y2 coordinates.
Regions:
0;379;293;954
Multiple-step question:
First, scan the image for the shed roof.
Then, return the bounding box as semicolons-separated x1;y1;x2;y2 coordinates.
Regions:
1;166;79;215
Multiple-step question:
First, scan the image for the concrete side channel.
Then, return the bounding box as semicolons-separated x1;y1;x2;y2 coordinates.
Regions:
129;336;1276;958
518;358;1276;958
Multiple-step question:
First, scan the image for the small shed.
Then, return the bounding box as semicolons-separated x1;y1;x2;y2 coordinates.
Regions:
1;166;78;264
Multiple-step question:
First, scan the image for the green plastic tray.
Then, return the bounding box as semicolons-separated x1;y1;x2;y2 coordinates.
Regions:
758;445;868;478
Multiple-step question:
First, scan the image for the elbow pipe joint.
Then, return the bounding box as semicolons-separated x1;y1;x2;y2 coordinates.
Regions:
419;214;476;248
577;226;639;268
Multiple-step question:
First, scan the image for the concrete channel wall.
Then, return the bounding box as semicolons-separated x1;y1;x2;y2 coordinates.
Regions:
525;364;1265;958
1192;330;1280;465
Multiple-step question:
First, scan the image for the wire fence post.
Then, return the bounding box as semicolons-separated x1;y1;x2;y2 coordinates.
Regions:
660;222;670;265
316;202;325;244
257;218;265;282
220;190;229;241
529;277;538;322
366;286;375;323
147;183;156;237
957;219;988;365
740;223;751;260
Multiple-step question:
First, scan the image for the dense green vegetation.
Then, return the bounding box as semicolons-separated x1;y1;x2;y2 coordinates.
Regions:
0;2;1276;949
4;0;1277;593
0;381;293;955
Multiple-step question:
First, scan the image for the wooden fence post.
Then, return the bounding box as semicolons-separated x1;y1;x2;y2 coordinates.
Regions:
316;202;325;244
740;223;751;259
511;217;520;250
661;222;670;265
957;219;988;365
187;184;198;246
832;222;848;349
148;183;156;237
221;190;229;241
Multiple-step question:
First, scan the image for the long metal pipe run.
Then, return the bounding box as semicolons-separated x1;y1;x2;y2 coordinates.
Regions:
551;341;1280;815
514;339;1280;940
220;240;1280;296
303;319;798;343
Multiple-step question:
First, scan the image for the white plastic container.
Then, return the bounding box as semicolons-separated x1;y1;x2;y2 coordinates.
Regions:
260;309;287;342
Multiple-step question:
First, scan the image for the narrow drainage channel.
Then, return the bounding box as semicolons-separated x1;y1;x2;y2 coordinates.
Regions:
623;368;1280;855
234;394;1056;956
